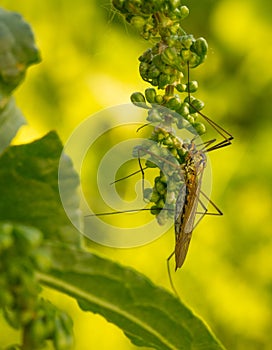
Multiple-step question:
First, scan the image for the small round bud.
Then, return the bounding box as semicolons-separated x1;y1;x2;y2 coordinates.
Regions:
186;80;198;93
155;94;164;104
176;83;186;92
150;191;161;203
145;88;157;103
130;92;148;108
193;122;206;135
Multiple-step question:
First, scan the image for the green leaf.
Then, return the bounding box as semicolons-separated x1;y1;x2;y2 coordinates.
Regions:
0;8;41;100
39;244;226;350
0;97;26;154
0;131;80;245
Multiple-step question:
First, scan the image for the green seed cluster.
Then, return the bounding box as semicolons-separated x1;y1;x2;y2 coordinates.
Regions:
112;0;209;224
139;35;207;89
113;0;189;39
0;223;73;350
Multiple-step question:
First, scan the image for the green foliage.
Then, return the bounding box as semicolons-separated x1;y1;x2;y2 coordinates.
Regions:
39;244;225;350
0;8;40;105
0;4;227;350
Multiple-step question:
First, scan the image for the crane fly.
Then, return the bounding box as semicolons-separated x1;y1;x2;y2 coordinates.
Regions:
85;61;233;295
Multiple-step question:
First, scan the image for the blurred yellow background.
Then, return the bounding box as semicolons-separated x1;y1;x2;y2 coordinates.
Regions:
1;1;272;349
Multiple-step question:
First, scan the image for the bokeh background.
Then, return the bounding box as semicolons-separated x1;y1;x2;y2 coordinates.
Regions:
1;1;272;349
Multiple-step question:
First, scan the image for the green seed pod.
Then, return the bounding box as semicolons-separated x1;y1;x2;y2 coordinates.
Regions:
158;73;172;89
139;48;152;63
156;198;166;209
176;83;186;92
165;96;181;110
155;94;164;104
150;190;161;203
139;62;149;78
191;37;208;58
180;6;190;19
130;91;147;108
186;80;198;93
161;47;178;66
130;15;146;29
190;98;205;112
155;180;166;195
193;122;206;135
147;65;161;79
177;102;190;117
159;173;168;183
152;54;164;70
145;88;157;103
151;205;161;215
151;77;159;86
186;115;195;124
163;136;174;146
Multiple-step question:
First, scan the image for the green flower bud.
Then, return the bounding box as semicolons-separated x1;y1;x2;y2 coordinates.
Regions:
147;65;161;79
130;15;146;29
158;73;171;89
190;98;205;112
145;88;157;103
193;122;206;135
163;136;174;146
151;205;161;215
155;181;166;195
150;191;161;203
186;115;195;124
177;102;190;117
186;80;198;92
156;198;165;209
176;83;186;92
155;94;164;104
130;92;148;108
139;49;152;63
152;54;164;70
180;6;190;19
139;62;149;78
191;37;208;58
165;96;181;110
161;47;178;66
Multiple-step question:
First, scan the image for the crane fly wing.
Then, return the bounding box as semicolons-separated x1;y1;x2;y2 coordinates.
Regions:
175;231;192;270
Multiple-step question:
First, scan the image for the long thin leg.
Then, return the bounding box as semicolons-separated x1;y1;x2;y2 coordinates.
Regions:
137;149;148;202
167;251;180;298
187;61;233;145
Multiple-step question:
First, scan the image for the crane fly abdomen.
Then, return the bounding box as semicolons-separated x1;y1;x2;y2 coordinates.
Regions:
174;144;207;270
